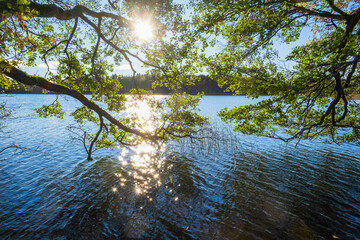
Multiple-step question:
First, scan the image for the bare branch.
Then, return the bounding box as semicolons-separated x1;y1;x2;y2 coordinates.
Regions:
64;17;78;77
90;17;101;75
87;115;104;160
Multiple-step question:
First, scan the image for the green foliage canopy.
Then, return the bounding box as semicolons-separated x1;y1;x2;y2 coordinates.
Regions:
0;0;209;159
188;0;360;144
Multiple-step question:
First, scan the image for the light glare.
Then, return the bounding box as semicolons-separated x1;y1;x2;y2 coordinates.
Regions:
135;20;153;41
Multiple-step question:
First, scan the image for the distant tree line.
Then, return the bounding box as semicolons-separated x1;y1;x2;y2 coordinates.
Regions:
1;74;232;95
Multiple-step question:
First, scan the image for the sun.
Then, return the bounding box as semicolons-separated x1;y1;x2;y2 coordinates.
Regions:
134;20;153;41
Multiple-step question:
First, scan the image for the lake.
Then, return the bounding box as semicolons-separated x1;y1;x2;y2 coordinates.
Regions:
0;94;359;239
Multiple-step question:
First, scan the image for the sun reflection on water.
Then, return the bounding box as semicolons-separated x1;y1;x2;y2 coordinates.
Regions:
113;96;180;199
115;142;168;196
124;96;166;132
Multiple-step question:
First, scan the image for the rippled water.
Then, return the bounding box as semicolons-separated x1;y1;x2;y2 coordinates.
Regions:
0;94;360;239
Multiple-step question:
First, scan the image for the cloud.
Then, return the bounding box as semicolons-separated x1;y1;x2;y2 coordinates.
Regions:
37;61;59;70
114;64;131;70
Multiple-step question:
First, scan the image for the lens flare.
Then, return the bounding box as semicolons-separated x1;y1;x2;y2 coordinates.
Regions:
134;20;153;41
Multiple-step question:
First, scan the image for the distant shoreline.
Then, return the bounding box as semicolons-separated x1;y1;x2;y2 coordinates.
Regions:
2;92;360;99
0;91;234;96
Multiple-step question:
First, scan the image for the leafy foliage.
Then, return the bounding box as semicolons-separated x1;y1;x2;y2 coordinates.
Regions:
0;0;208;159
1;0;360;158
188;0;360;144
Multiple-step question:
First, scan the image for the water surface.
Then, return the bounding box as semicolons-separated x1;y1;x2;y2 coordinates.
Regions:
0;94;359;239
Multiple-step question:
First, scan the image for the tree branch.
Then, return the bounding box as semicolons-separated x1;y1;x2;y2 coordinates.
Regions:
294;6;344;21
87;115;103;160
325;0;349;19
0;60;158;142
79;14;165;73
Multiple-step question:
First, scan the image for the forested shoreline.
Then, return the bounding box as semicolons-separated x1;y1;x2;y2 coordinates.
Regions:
4;74;359;99
1;74;234;95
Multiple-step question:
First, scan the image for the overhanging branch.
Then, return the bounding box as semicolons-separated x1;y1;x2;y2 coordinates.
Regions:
0;1;128;25
0;60;158;142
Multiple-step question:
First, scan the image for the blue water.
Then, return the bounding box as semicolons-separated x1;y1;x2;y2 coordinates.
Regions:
0;94;359;239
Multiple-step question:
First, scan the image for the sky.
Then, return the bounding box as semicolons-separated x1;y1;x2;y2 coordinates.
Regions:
22;61;134;76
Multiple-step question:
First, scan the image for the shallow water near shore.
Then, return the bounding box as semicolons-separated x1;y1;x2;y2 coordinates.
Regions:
0;94;359;239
